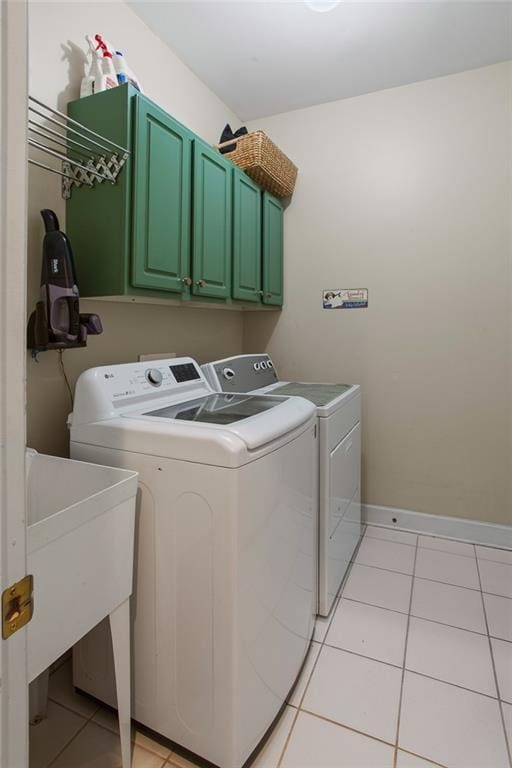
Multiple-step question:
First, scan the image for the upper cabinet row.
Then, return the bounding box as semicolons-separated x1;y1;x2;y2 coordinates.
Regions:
66;85;283;308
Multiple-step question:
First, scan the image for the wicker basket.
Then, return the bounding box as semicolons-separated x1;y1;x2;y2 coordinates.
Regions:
216;130;297;199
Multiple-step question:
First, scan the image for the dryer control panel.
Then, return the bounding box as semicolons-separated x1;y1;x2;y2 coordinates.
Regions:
202;354;278;394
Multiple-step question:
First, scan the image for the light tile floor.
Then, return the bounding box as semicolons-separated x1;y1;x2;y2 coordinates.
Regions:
30;525;512;768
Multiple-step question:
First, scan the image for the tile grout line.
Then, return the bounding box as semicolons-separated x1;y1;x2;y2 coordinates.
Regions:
403;669;503;703
276;525;370;768
298;707;397;749
319;641;505;701
44;698;170;767
474;544;512;768
350;558;510;598
393;533;419;768
297;707;451;768
341;595;410;616
91;717;172;762
274;520;363;768
364;524;512;556
253;530;509;768
43;530;511;768
296;530;462;768
44;698;101;768
321;642;404;671
275;703;302;768
364;531;479;559
360;535;418;551
46;696;100;721
289;642;323;710
362;531;512;572
397;747;449;768
350;558;479;590
342;592;512;641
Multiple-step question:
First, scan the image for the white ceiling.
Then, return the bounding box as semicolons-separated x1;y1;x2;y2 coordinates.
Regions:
129;1;512;120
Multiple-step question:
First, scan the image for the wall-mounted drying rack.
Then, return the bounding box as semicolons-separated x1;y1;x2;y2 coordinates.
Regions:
27;95;130;199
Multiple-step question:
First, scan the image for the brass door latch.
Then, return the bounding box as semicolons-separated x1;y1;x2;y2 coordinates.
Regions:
2;575;33;639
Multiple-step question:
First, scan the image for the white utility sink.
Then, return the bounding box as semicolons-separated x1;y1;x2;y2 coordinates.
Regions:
26;450;138;768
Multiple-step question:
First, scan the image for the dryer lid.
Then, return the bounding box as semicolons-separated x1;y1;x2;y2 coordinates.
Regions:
269;382;353;407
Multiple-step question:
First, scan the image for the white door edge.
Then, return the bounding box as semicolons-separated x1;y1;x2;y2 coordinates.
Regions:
0;2;29;767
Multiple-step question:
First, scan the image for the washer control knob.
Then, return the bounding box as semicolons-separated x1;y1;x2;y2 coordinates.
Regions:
146;368;163;387
260;360;268;370
222;367;235;381
253;362;261;371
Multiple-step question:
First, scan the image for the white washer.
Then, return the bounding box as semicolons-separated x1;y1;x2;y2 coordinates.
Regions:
69;357;317;768
202;354;361;617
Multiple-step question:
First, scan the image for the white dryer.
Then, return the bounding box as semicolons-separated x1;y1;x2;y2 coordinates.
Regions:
69;357;317;768
202;354;362;617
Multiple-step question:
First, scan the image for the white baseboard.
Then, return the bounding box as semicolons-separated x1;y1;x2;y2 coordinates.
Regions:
362;503;512;550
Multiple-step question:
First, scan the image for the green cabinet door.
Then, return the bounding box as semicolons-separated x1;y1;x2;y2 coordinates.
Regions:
262;192;284;306
132;95;192;293
66;85;134;298
232;169;262;302
193;141;232;299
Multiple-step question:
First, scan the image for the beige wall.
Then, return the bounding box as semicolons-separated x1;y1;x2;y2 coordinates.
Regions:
25;9;512;527
26;0;244;457
244;63;512;525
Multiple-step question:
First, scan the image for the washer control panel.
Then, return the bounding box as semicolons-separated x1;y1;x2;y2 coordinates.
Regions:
93;358;207;405
203;354;278;393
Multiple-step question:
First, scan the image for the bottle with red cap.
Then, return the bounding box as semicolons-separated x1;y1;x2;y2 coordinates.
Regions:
93;34;118;92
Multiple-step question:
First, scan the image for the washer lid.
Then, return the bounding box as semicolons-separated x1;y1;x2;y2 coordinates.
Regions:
142;393;287;425
72;393;315;466
128;391;315;453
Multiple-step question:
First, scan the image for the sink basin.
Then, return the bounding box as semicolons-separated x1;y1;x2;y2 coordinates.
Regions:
26;450;138;683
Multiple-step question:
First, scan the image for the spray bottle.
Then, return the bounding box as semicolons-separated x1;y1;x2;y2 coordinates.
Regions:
80;35;102;97
116;50;143;92
93;34;118;92
113;50;128;85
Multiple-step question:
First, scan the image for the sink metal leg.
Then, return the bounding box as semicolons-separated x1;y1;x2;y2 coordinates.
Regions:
109;598;132;768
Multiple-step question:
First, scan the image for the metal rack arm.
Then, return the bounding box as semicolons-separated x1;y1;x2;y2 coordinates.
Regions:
28;120;99;160
28;138;113;181
27;94;130;198
28;124;96;163
29;95;130;154
28;105;120;157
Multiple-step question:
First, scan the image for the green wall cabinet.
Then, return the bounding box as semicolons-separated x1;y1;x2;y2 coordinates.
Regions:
192;141;232;300
232;169;262;303
262;192;284;306
66;85;284;309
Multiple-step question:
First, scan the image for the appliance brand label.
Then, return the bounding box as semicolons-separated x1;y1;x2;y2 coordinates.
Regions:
323;288;368;309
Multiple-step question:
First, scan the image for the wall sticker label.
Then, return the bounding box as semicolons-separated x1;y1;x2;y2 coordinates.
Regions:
323;289;368;309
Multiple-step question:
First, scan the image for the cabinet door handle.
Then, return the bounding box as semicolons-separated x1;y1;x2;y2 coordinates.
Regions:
182;277;192;286
266;292;273;298
196;279;206;288
256;290;264;296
